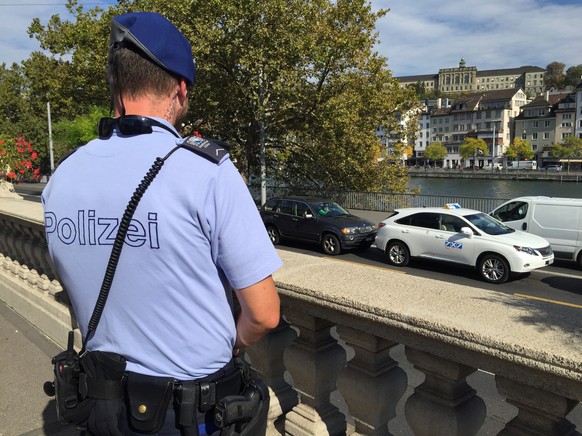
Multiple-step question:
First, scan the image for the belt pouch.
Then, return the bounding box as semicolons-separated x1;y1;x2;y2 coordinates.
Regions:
126;372;174;434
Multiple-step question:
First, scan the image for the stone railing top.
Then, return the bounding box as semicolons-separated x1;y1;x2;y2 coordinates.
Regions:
274;250;582;390
0;197;44;225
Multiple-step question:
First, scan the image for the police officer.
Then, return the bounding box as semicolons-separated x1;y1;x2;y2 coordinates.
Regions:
42;11;281;435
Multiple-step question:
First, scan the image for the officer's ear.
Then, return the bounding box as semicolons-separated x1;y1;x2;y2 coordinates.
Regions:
177;79;188;102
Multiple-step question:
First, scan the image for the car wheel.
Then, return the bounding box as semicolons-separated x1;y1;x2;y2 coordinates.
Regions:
321;234;341;255
386;241;410;266
478;254;510;284
266;226;280;245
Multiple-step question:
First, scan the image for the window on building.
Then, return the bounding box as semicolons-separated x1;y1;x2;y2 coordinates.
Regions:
563;114;572;120
486;111;491;118
545;120;551;127
532;132;538;140
562;133;571;139
532;121;539;128
522;132;527;140
561;122;572;127
543;132;550;139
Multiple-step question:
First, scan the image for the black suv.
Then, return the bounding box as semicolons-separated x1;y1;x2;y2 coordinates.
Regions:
260;196;376;255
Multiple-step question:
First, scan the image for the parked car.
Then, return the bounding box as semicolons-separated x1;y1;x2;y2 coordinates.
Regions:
540;165;562;172
375;204;554;284
260;196;376;255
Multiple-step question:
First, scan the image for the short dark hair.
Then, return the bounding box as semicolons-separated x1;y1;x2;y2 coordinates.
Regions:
108;47;178;100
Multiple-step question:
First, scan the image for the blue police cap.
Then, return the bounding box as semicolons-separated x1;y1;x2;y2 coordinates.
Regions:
110;12;195;85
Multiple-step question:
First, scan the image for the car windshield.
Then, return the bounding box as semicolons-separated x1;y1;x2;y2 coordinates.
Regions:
309;201;349;217
463;212;516;235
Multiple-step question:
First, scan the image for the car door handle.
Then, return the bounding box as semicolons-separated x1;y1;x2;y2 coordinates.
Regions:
522;222;527;231
401;229;410;233
435;235;444;239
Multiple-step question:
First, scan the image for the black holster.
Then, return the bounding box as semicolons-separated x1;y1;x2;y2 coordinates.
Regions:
213;360;270;436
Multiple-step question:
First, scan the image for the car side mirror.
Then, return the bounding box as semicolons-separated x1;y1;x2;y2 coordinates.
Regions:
460;227;474;238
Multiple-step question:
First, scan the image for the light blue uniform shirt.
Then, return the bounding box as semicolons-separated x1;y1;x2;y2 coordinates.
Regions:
42;119;282;379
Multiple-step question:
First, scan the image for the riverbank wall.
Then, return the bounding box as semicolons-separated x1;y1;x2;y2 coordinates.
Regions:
409;168;582;182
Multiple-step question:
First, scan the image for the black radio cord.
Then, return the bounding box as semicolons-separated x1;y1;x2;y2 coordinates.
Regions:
83;145;182;350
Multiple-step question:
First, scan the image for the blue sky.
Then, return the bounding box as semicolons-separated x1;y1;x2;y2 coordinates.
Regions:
1;0;581;77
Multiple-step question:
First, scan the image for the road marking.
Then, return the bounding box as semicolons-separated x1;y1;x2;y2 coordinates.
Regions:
323;257;406;273
513;293;582;309
537;269;582;280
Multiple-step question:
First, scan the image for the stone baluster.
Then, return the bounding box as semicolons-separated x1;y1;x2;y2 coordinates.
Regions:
404;347;486;436
246;317;299;435
283;308;346;435
496;375;579;435
336;325;407;435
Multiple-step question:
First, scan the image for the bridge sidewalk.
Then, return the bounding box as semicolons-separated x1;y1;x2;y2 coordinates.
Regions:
0;300;78;435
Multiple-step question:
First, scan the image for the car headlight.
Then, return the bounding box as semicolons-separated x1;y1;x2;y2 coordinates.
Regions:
341;227;358;234
513;245;538;256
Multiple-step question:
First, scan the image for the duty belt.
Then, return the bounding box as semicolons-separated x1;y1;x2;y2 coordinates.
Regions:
78;364;245;410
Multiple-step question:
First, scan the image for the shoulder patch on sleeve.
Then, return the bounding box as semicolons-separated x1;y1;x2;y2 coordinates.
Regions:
179;136;230;164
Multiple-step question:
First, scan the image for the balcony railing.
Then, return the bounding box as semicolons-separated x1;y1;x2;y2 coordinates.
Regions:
1;198;580;435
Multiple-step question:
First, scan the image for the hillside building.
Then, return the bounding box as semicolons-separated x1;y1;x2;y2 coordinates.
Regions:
397;59;546;97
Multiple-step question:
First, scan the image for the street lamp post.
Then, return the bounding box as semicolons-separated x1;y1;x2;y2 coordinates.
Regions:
491;123;496;173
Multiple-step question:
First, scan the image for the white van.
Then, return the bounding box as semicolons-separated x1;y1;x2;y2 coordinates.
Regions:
490;196;582;267
506;161;537;170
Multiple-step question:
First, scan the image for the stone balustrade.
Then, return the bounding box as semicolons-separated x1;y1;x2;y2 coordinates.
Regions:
0;198;580;435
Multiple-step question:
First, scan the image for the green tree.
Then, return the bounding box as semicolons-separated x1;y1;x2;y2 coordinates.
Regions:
504;138;534;162
25;0;420;193
51;105;108;164
504;138;534;175
0;63;54;175
565;64;582;89
544;61;566;90
423;141;447;168
459;138;487;171
552;136;582;173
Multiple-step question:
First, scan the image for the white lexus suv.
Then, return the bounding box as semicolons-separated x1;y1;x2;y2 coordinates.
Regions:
375;204;554;284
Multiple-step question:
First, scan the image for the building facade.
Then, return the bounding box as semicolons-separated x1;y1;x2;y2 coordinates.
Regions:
514;88;582;169
397;59;546;97
427;89;528;169
576;81;582;140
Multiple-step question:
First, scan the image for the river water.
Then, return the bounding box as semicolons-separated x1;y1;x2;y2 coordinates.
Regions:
409;176;582;199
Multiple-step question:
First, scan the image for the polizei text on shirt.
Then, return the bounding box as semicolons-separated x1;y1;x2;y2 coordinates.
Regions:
44;210;160;248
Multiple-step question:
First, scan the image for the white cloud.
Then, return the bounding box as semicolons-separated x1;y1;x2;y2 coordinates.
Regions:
372;0;582;76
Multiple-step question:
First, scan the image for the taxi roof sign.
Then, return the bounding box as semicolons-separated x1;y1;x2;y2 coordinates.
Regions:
444;203;461;209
